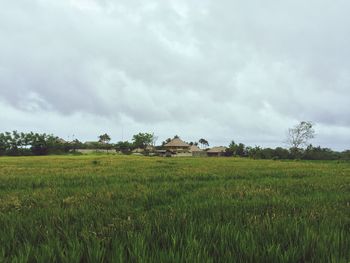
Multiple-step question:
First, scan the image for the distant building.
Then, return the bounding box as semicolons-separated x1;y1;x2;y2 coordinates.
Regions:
84;141;99;146
190;145;207;157
132;145;155;155
156;149;168;157
207;146;227;157
189;145;201;152
57;138;68;144
132;148;144;154
76;149;111;154
164;138;190;153
145;145;155;152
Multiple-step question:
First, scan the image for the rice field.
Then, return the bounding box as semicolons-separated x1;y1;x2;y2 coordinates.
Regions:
0;155;349;262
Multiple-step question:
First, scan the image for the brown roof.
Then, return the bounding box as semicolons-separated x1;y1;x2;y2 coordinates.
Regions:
207;146;227;153
189;145;202;152
164;138;190;147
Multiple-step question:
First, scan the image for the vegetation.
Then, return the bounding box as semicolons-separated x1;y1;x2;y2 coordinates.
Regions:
0;155;349;262
227;141;247;157
286;121;315;150
0;127;349;161
98;134;111;145
225;143;350;161
115;141;134;154
0;131;75;156
132;133;155;149
199;138;209;149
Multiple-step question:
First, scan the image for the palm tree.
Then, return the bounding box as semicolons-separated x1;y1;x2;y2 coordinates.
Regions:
98;133;111;144
199;138;209;149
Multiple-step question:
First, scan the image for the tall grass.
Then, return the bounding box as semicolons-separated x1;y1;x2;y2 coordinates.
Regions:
0;156;349;262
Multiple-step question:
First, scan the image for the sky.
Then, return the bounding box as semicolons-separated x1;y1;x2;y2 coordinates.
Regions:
0;0;349;150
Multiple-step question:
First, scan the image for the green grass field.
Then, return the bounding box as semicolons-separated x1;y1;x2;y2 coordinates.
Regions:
0;155;349;262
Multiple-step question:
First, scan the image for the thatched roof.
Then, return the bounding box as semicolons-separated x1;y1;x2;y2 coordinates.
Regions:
164;138;190;147
189;145;202;152
207;146;227;153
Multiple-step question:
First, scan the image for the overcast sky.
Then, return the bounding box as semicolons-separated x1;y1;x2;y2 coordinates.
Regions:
0;0;349;150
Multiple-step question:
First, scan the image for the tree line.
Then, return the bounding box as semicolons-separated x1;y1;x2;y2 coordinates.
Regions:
0;131;74;156
0;122;349;160
225;141;350;160
226;122;349;160
0;131;157;156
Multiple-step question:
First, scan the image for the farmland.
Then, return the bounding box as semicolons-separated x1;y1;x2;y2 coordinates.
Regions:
0;155;349;262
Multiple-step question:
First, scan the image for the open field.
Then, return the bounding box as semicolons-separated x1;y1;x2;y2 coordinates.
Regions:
0;155;349;262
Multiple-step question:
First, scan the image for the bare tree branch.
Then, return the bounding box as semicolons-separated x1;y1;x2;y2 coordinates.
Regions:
285;121;315;149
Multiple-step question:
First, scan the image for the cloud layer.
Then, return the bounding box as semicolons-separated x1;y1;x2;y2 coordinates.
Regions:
1;0;349;149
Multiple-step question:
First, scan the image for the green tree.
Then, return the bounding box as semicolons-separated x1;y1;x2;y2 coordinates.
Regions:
227;141;246;157
0;133;8;155
274;147;290;159
199;138;209;149
236;143;246;156
70;139;83;153
98;133;111;144
132;133;154;149
116;141;133;153
247;146;264;159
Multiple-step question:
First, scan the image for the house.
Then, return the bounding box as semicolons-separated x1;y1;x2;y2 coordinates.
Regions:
76;149;111;154
132;145;155;155
145;145;155;152
189;145;201;152
164;138;190;153
207;146;227;157
156;149;168;157
132;148;144;154
190;145;207;157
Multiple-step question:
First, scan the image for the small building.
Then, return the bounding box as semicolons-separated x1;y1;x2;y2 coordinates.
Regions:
189;145;201;152
132;148;145;154
76;149;112;154
164;138;190;153
156;149;168;157
145;145;155;152
207;146;227;157
131;145;156;155
190;145;207;157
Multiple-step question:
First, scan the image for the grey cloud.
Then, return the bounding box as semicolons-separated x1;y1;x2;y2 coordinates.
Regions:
0;0;349;149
